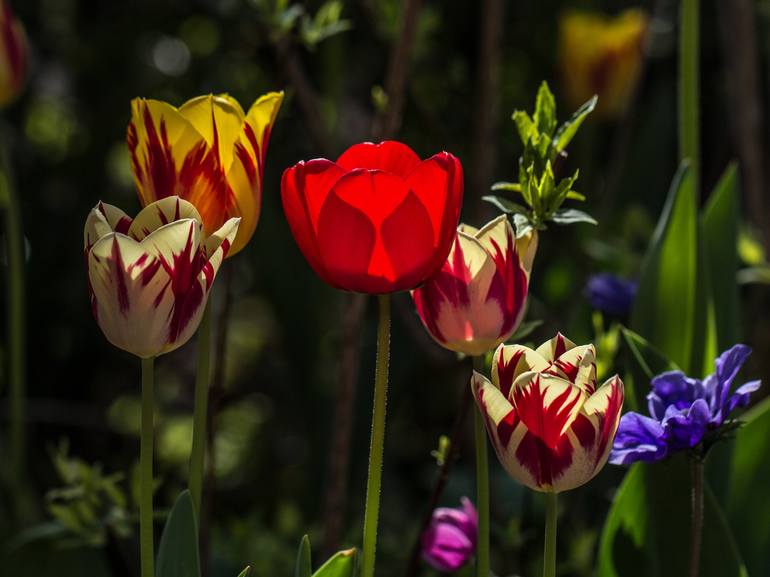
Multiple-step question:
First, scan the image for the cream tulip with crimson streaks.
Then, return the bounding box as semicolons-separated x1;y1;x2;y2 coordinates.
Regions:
472;333;624;492
84;196;239;358
412;215;537;356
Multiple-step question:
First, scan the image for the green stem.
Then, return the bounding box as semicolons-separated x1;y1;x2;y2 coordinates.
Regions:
679;0;700;193
189;301;211;517
2;158;25;486
543;492;558;577
472;355;490;577
688;458;704;577
361;294;391;577
140;357;155;577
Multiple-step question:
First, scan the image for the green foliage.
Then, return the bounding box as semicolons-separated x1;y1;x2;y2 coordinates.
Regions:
486;81;597;235
294;535;357;577
43;442;132;548
430;435;451;467
253;0;351;48
156;490;201;577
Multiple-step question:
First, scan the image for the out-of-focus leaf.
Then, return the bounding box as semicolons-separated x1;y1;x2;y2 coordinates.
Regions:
728;396;770;576
482;195;528;215
549;208;597;226
737;266;770;284
490;181;522;193
312;548;357;577
618;327;677;413
701;162;740;349
296;534;312;577
156;491;201;577
508;319;543;342
236;568;252;577
631;162;699;373
598;456;748;577
554;95;597;152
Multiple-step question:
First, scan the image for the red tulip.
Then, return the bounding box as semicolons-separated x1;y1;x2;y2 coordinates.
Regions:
281;141;463;294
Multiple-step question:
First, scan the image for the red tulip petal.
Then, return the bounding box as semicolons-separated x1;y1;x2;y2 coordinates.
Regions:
281;160;346;280
336;141;421;177
380;191;436;289
330;169;411;226
316;190;377;291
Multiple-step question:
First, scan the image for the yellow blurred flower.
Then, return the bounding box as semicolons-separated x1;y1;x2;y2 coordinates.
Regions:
127;91;283;256
0;0;27;107
559;9;648;118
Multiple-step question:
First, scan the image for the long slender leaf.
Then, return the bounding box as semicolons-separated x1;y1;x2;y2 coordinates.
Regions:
296;535;312;577
312;548;357;577
156;490;201;577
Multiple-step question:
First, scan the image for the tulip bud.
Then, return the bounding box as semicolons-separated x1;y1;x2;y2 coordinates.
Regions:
84;196;239;358
412;216;537;356
472;333;624;492
421;497;478;572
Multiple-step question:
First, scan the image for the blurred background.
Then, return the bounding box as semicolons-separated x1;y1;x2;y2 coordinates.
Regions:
1;0;769;575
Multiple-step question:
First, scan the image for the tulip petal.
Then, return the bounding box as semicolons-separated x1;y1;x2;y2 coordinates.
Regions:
492;344;550;398
178;94;245;171
88;234;175;358
84;202;132;253
582;375;624;467
127;196;203;241
316;189;377;292
201;217;240;289
536;332;578;362
380;190;436;289
336;140;421;177
406;153;459;246
545;344;596;393
471;370;520;451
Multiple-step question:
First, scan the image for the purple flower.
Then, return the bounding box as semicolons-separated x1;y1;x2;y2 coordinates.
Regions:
421;497;478;572
610;344;761;465
585;274;637;316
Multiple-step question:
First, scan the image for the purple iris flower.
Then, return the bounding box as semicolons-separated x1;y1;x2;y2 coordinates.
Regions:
585;274;638;316
610;344;761;465
421;497;478;572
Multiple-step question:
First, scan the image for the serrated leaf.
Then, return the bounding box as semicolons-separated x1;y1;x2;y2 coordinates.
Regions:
554;95;598;152
549;208;597;225
156;490;201;577
296;535;312;577
312;548;357;577
481;195;528;215
512;110;536;145
534;81;557;136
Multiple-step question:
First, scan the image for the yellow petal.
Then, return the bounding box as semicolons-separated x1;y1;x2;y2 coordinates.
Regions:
178;94;244;172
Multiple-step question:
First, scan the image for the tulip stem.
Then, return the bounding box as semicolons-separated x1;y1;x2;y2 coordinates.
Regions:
688;457;704;577
361;294;391;577
472;356;490;577
543;491;558;577
140;357;155;577
189;301;211;518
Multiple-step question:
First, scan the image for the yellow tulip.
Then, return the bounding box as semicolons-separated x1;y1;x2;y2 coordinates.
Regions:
127;91;283;256
559;9;647;119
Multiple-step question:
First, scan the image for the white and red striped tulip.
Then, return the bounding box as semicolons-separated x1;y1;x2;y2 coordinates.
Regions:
472;333;624;492
84;196;239;358
412;216;537;356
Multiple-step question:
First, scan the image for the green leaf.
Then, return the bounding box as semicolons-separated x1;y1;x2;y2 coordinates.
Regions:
565;190;585;201
490;181;522;193
507;319;543;342
598;457;748;577
631;162;699;373
554;95;597;152
549;208;597;226
728;396;770;575
481;195;529;215
296;535;312;577
533;81;557;136
512;110;536;145
236;568;252;577
156;490;201;577
618;327;678;411
312;548;357;577
701;163;740;349
737;266;770;284
512;213;534;238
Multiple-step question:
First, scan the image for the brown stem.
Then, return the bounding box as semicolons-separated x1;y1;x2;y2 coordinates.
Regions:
200;263;234;574
371;0;424;140
716;0;769;253
469;0;504;220
403;373;474;577
321;292;368;557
